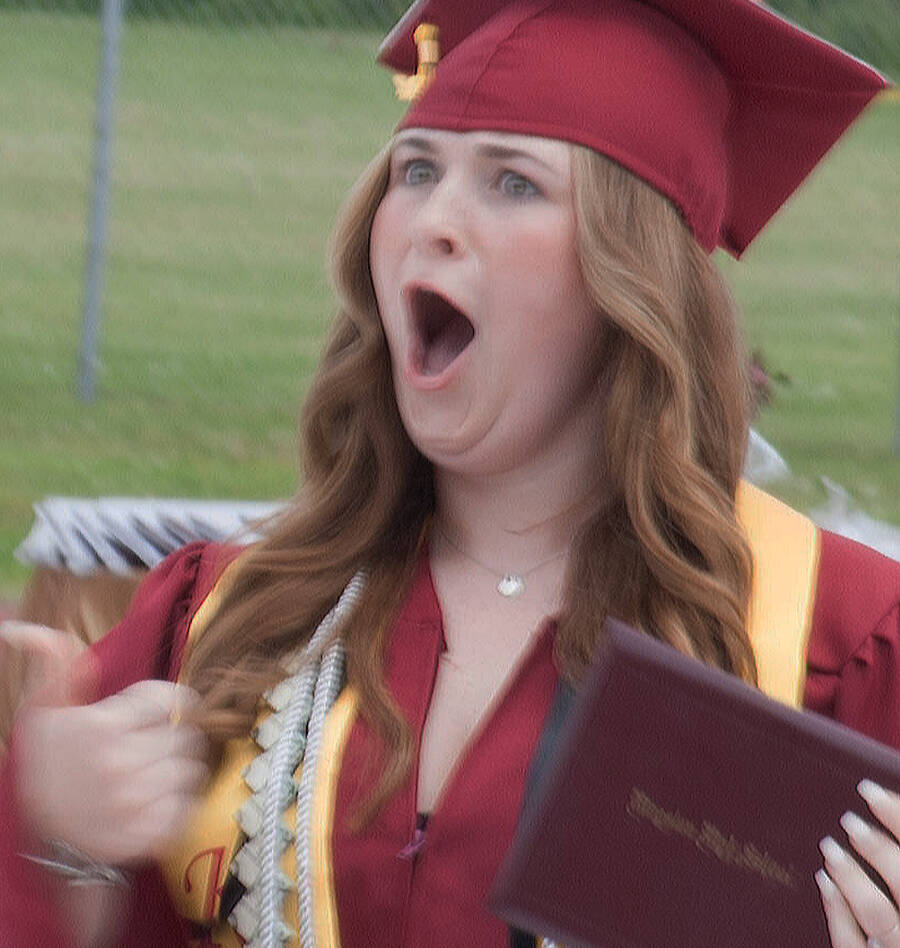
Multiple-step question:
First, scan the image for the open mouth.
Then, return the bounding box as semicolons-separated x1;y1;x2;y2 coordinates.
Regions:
409;288;475;377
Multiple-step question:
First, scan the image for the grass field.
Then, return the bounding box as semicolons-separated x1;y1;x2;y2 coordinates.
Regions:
1;10;898;595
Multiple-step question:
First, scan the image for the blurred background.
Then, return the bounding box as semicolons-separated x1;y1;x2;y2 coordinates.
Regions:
1;0;899;603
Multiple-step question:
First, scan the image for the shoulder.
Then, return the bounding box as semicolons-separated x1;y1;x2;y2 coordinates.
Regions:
736;483;899;675
803;530;900;747
807;529;900;673
736;484;900;735
89;541;245;697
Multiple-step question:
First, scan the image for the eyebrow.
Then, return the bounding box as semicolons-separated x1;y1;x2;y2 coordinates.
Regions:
393;135;559;174
475;144;557;174
392;135;439;154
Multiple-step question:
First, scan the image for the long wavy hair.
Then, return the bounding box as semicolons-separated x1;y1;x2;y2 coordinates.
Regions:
183;141;756;821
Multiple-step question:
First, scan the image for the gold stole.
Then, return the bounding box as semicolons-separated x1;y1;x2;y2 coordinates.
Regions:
735;481;821;707
159;482;821;946
157;567;355;947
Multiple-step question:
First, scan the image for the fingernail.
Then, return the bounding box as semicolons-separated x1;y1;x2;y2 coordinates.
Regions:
869;939;884;948
815;868;836;899
840;811;871;842
820;836;847;863
859;780;890;807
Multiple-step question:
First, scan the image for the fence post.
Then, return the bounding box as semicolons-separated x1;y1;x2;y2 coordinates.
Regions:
77;0;125;403
896;289;900;455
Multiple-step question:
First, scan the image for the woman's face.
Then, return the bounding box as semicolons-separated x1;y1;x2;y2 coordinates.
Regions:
370;128;602;477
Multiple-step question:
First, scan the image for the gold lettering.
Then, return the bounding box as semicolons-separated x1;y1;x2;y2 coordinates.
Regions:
625;787;798;890
626;787;699;842
743;842;798;889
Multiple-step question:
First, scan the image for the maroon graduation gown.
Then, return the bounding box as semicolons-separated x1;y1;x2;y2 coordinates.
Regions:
1;531;898;947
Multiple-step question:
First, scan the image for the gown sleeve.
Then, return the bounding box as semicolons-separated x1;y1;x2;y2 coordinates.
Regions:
803;529;900;751
0;541;233;948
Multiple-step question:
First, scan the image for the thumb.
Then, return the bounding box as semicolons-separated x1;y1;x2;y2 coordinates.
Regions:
0;620;96;707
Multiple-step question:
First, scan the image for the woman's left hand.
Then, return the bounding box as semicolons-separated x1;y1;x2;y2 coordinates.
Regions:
817;781;900;948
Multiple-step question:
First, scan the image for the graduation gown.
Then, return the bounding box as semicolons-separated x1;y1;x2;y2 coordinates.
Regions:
2;500;899;948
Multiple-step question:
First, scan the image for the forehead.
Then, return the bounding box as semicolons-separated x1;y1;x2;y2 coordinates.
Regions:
392;127;572;170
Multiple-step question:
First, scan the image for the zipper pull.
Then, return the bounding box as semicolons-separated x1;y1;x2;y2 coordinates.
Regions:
397;826;427;860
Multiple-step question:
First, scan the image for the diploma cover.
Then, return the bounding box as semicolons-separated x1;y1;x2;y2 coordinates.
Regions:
490;619;900;947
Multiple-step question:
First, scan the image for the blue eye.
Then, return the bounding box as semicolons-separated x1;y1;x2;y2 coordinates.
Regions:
403;159;437;186
500;171;538;198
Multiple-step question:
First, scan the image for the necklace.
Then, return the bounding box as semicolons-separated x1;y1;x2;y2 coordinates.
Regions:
436;526;567;598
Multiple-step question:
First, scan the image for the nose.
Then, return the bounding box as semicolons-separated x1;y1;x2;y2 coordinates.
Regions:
410;174;469;258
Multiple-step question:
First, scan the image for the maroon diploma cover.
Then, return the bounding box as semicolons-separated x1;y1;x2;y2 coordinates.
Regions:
490;619;900;947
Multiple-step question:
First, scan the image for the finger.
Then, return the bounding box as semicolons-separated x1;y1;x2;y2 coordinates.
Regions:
842;810;900;903
90;791;204;866
860;782;900;847
105;756;210;814
821;836;899;938
121;680;200;720
96;724;210;777
1;620;92;706
100;682;199;730
870;923;900;948
131;791;206;859
138;755;210;796
0;620;79;653
815;868;867;948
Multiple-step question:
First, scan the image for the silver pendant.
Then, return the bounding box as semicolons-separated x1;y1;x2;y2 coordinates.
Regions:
497;573;526;597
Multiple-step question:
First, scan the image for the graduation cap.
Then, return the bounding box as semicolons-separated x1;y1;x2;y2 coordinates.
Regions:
379;0;890;257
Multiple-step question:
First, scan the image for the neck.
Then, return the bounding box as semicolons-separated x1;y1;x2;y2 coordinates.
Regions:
432;437;601;578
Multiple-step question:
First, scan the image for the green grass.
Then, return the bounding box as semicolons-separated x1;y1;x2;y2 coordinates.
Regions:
769;0;900;78
0;12;405;594
1;10;898;595
717;101;900;524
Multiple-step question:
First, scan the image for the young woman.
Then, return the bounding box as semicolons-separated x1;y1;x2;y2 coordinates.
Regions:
2;1;898;946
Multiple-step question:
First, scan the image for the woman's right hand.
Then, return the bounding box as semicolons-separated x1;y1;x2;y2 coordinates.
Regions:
3;620;210;867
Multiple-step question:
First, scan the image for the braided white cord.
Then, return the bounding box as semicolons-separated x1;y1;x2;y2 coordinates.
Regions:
296;572;365;946
255;664;317;947
256;572;365;948
296;636;346;946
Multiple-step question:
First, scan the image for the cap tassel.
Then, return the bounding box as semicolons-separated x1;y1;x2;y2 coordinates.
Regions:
393;24;440;102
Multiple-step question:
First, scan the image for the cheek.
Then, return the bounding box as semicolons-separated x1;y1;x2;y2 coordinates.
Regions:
498;217;581;293
370;192;412;284
369;201;405;342
369;202;393;298
496;222;591;334
507;229;598;384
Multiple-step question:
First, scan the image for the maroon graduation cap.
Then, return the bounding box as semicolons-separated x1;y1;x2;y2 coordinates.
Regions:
379;0;889;257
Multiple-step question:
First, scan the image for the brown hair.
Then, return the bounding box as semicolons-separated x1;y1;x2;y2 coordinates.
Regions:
183;140;756;820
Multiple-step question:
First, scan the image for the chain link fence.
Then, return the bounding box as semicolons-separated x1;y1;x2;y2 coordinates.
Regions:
0;0;408;27
2;0;897;64
1;0;897;589
3;0;412;401
0;0;415;588
4;0;896;405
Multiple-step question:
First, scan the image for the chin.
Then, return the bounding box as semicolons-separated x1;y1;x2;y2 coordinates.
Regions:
397;406;472;458
414;439;526;480
405;432;469;468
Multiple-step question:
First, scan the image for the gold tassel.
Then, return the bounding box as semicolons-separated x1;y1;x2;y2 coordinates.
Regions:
393;23;441;102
